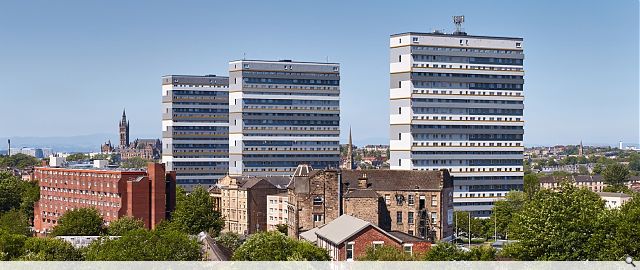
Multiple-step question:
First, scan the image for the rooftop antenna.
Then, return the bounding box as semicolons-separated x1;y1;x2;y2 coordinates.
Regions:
243;52;246;60
453;15;466;35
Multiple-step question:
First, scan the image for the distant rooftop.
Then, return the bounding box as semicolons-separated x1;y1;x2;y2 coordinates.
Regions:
391;31;523;41
229;59;340;65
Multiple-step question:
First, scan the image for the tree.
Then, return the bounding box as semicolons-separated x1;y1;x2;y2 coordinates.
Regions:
578;165;589;175
65;153;89;162
275;224;288;235
107;216;145;236
215;231;243;252
19;180;39;223
19;237;83;261
84;228;201;261
0;153;39;169
0;210;31;236
602;163;630;187
629;154;640;171
232;231;329;261
0;231;27;260
0;172;23;213
50;208;104;236
592;163;605;175
121;157;150;169
503;184;606;260
453;212;487;240
523;174;540;198
605;197;640;259
359;245;415;261
467;245;496;261
423;242;468;261
170;186;224;235
491;191;527;240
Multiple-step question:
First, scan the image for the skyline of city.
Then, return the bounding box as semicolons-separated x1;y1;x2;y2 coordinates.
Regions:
0;1;638;148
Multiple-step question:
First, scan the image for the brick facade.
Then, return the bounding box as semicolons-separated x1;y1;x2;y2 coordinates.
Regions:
33;163;176;235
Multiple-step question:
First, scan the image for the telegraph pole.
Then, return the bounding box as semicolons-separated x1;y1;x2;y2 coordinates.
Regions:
468;212;471;248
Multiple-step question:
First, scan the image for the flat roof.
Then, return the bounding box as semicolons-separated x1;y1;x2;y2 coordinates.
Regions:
229;59;340;65
391;32;523;41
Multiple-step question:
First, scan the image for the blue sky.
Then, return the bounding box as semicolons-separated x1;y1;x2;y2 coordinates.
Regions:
0;0;637;147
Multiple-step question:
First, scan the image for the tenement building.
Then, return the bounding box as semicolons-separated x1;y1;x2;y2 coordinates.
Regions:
209;175;289;235
33;163;176;235
161;75;230;191
389;29;525;217
228;60;341;176
287;165;454;241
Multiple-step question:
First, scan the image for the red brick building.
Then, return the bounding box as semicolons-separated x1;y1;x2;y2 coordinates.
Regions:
301;214;430;261
33;163;176;235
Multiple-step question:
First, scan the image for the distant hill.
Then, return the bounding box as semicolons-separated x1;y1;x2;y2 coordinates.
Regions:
0;133;159;153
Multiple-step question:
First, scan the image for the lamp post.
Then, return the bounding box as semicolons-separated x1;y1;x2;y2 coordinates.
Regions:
468;212;471;248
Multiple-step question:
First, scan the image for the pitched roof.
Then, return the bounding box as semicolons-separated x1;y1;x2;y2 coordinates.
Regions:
315;214;401;245
299;227;319;242
387;231;429;243
341;170;449;191
597;192;632;198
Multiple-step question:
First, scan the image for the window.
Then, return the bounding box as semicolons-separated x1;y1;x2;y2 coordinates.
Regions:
408;212;414;224
408;230;414;236
412;37;418;43
431;195;437;206
408;195;414;205
516;42;522;48
399;55;402;62
373;241;384;250
396;211;403;224
346;242;354;261
313;197;324;206
398;159;401;166
398;107;402;114
403;244;413;255
398;133;402;140
385;195;391;205
313;214;323;222
431;212;437;223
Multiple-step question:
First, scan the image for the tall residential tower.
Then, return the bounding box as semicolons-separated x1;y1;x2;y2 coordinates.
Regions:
162;75;229;191
228;60;341;176
389;30;525;217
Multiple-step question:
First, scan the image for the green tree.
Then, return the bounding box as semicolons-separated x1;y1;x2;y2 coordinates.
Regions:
0;172;23;213
65;153;89;162
467;245;497;261
423;242;468;261
0;231;27;260
523;174;540;198
578;165;589;175
84;228;201;261
491;191;527;240
19;237;83;261
170;186;224;235
50;208;104;236
0;153;39;169
605;197;640;259
19;180;39;223
232;231;329;261
629;154;640;171
602;163;630;187
453;212;487;239
592;163;605;175
359;245;415;261
0;210;31;236
107;216;145;236
503;184;606;260
120;157;150;169
215;231;243;252
275;224;288;235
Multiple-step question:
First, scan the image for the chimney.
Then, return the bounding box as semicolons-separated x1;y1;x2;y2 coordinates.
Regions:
358;173;368;189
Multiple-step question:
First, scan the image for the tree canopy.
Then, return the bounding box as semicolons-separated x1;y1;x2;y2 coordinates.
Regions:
0;210;31;236
84;228;201;261
602;163;630;187
232;231;329;261
107;216;145;236
170;186;224;235
120;157;150;169
0;172;40;223
359;245;415;261
0;154;40;169
50;208;105;236
19;237;83;261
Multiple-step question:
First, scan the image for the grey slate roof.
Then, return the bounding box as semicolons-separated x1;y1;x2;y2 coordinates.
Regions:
341;170;449;191
315;215;400;245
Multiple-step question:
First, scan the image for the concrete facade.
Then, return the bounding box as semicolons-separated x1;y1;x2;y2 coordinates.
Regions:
389;32;525;217
266;192;289;231
228;60;341;176
161;75;229;191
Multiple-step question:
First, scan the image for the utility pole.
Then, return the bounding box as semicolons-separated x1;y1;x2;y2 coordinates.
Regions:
494;213;497;241
468;212;471;248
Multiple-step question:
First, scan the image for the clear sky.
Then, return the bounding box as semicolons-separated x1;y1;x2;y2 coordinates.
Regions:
0;0;638;147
